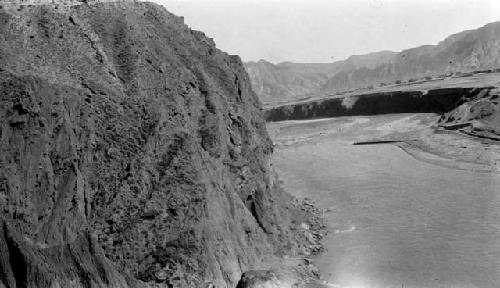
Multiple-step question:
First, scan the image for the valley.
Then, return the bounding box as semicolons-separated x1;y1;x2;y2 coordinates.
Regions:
265;69;500;287
1;1;499;287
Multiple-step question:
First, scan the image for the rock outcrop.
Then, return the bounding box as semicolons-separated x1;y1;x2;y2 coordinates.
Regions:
438;88;500;140
0;2;312;287
0;217;136;288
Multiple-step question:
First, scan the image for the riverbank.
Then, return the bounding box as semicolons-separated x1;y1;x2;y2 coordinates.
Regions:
236;197;328;288
268;114;500;288
268;112;500;175
352;119;500;173
394;131;500;173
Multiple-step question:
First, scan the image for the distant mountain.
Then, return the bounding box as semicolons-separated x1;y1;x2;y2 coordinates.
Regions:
322;22;500;93
337;50;399;70
244;60;341;105
244;50;397;105
245;21;500;105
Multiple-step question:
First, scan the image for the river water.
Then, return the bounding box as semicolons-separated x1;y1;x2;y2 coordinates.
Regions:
268;115;500;288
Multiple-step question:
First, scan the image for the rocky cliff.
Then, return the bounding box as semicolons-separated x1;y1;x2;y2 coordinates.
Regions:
0;2;313;287
438;87;500;140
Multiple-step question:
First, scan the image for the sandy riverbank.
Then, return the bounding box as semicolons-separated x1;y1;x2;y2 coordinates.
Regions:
268;113;500;288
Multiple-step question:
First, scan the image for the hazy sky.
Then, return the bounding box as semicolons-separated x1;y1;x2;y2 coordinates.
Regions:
153;0;500;63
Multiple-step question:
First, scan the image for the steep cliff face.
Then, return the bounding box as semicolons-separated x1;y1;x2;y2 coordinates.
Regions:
0;2;304;287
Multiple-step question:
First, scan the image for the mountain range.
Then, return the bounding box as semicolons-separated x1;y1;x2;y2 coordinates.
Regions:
245;21;500;105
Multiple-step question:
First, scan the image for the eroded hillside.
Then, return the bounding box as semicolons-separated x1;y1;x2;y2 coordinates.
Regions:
0;2;318;287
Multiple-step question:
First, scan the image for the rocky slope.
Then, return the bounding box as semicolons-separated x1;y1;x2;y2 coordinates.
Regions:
438;87;500;140
247;22;500;104
0;2;317;287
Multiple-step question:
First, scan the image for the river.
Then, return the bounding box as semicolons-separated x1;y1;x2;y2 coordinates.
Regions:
268;114;500;288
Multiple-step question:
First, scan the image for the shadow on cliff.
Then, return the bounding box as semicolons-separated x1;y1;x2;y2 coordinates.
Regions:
0;2;319;288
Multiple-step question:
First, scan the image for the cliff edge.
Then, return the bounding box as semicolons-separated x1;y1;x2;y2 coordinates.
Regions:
0;2;318;287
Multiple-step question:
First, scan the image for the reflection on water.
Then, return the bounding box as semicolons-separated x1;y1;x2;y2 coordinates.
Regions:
270;115;500;288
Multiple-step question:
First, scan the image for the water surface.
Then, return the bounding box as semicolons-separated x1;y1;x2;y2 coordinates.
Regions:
269;115;500;288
